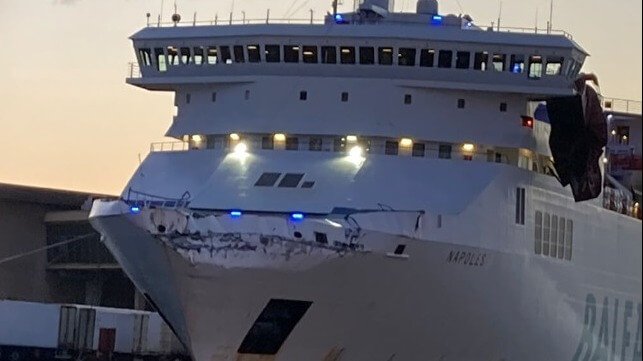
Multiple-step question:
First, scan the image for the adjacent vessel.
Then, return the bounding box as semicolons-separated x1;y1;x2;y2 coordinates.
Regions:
90;1;643;360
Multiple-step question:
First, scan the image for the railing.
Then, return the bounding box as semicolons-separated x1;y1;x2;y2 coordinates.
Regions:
603;188;642;220
128;62;141;78
144;13;573;38
124;187;192;209
150;141;188;152
602;98;642;115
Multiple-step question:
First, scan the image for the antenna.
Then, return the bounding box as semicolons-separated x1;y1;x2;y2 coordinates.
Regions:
549;0;554;33
535;7;538;33
159;0;164;23
332;0;338;16
497;1;502;31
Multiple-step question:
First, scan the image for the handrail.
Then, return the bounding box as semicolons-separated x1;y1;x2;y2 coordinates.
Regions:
150;141;188;152
602;98;642;115
124;187;192;209
128;62;141;78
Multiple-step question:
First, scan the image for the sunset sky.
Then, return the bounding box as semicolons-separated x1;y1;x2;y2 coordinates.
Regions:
1;0;641;195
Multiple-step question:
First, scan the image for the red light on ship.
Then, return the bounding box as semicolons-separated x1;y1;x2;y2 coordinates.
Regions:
521;116;534;128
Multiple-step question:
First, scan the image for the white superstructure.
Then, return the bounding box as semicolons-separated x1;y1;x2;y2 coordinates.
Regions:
90;1;642;360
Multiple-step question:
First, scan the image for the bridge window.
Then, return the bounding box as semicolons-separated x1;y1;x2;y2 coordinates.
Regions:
456;51;470;69
438;144;452;159
474;52;488;70
379;47;393;65
398;48;416;66
404;94;412;104
265;45;280;62
557;217;566;258
278;173;304;188
438;50;453;68
207;46;218;64
528;55;543;79
457;98;465;109
167;46;179;66
492;53;506;71
412;143;425;157
545;56;564;75
321;46;337;64
550;215;558;258
286;137;299;150
180;47;191;64
385;141;399;155
564;219;573;260
220;46;232;64
500;102;507;112
299;91;307;101
340;47;356;64
211;92;217;102
542;213;550;256
510;55;525;73
303;46;318;63
309;137;322;151
247;45;260;63
193;47;204;65
333;137;345;152
341;92;349;102
359;47;375;65
420;49;435;67
284;45;299;63
535;211;542;254
261;136;274;150
138;48;152;66
155;48;166;71
233;46;245;63
515;187;526;225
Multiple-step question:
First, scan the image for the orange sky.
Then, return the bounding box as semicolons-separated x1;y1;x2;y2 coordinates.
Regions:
0;0;641;195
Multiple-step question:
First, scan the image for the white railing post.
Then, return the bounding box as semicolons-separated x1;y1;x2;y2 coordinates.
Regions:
266;9;270;24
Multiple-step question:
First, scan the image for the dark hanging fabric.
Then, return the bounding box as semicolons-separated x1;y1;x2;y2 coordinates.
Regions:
546;79;607;202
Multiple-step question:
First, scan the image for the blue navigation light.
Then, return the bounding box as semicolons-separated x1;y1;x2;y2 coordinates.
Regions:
230;210;243;218
334;14;344;23
290;212;305;221
130;205;141;214
431;15;443;24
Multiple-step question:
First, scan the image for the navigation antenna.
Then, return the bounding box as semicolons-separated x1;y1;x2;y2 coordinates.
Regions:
332;0;338;17
496;1;503;31
548;0;554;34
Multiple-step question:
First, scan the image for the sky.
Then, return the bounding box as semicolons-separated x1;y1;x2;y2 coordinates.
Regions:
0;0;641;195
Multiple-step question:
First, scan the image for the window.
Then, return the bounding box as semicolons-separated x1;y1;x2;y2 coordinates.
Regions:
495;152;503;163
261;136;274;149
379;47;393;65
457;99;465;109
438;144;452;159
455;51;470;69
515;187;526;225
193;47;204;65
139;48;152;66
528;55;543;79
404;94;412;104
300;91;307;101
255;172;281;187
545;56;564;75
510;55;525;73
385;141;399;155
154;48;167;71
473;52;488;70
321;46;337;64
301;181;315;188
333;137;345;152
412;143;425;157
284;45;299;63
303;46;318;63
265;45;281;62
542;213;550;256
167;46;179;65
286;137;299;150
564;219;573;260
340;47;355;64
535;211;543;254
500;102;507;112
309;137;322;151
185;93;191;104
463;154;473;161
341;92;349;102
220;46;232;64
244;90;250;100
398;48;416;66
247;45;260;63
558;217;566;259
180;47;191;64
278;173;304;187
438;50;453;68
211;92;217;102
492;53;506;71
550;215;558;258
233;46;245;63
359;47;375;65
207;46;218;64
420;49;435;67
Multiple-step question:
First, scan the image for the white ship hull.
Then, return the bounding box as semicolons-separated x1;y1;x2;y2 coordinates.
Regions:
90;200;642;361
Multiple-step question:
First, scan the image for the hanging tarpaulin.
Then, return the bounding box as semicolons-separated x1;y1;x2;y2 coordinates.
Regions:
546;74;607;202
